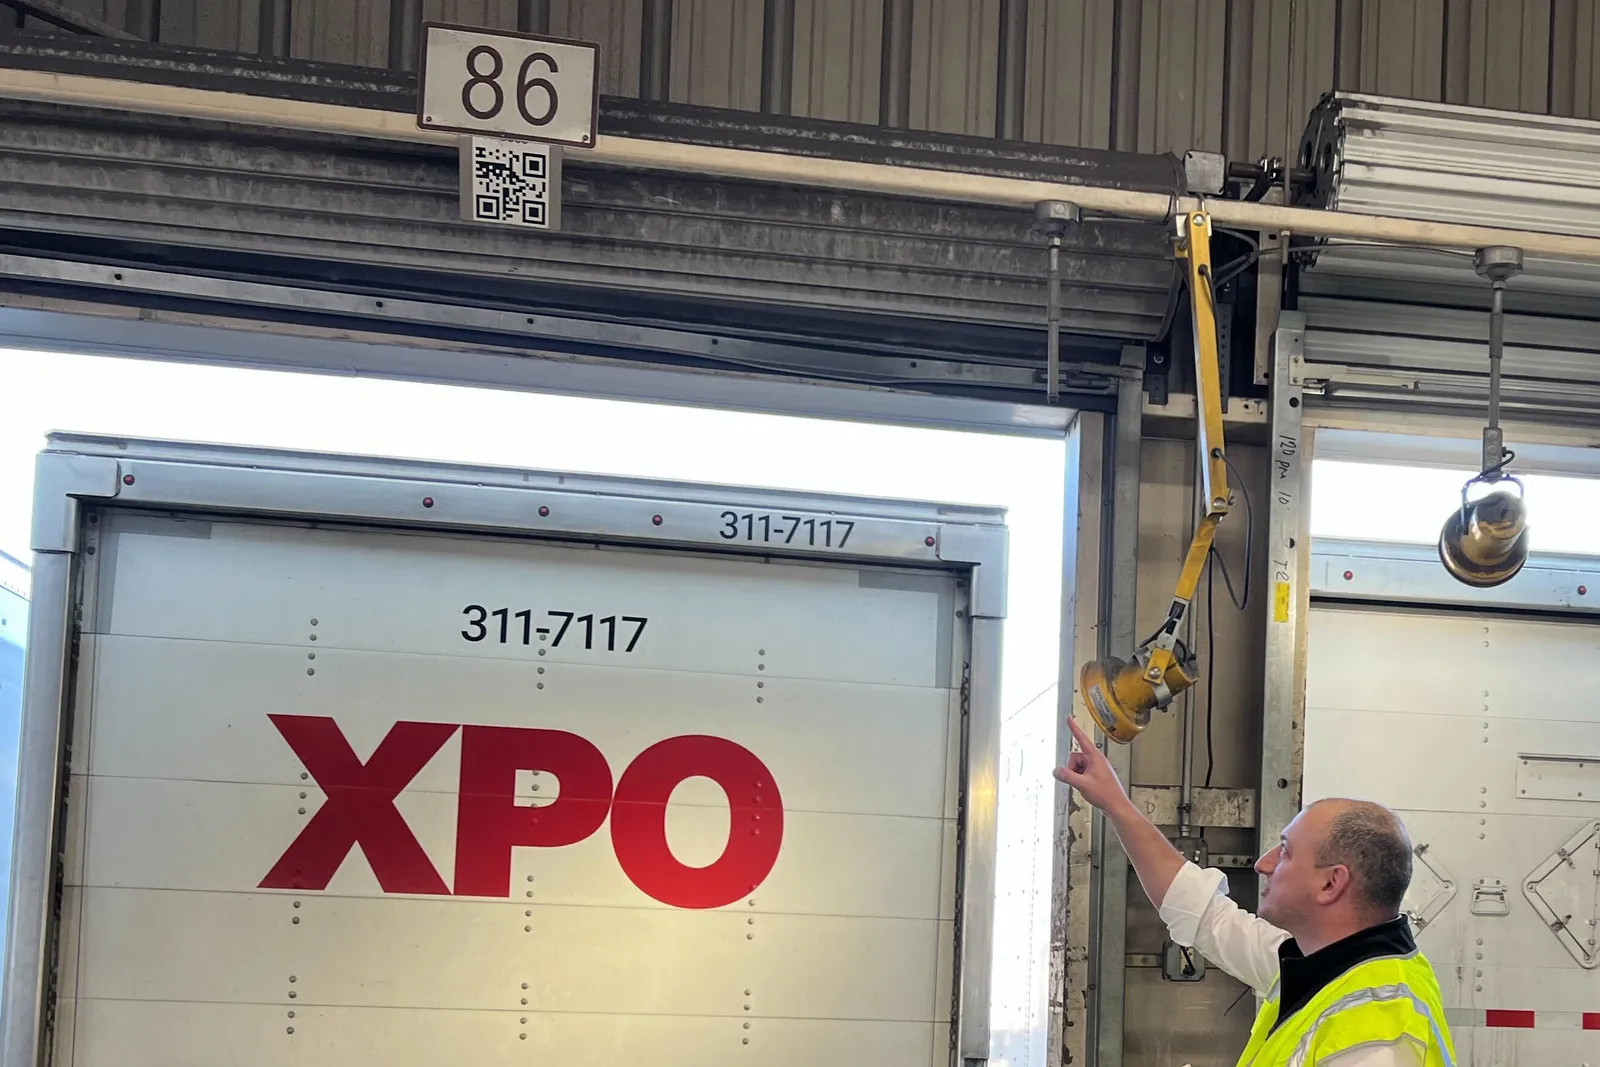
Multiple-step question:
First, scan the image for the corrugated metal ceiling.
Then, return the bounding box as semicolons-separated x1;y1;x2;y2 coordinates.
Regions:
26;0;1600;160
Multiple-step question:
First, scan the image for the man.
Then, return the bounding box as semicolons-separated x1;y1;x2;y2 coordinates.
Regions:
1054;717;1454;1067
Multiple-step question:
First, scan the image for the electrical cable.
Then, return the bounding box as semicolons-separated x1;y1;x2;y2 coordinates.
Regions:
1210;453;1256;612
1213;251;1259;289
1201;456;1255;788
1206;230;1261;290
1192;236;1258;791
1204;552;1216;789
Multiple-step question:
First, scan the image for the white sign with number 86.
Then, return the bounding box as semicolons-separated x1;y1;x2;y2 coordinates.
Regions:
418;23;599;149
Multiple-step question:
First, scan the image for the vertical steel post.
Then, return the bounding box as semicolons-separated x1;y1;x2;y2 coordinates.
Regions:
640;0;674;102
387;0;421;72
518;0;551;33
961;616;1004;1065
760;0;796;114
1259;314;1310;859
1054;411;1105;1067
1283;0;1298;203
878;0;913;127
1046;237;1061;403
257;0;291;58
2;453;117;1067
0;553;71;1067
995;0;1028;140
1085;345;1144;1067
127;0;160;41
1108;0;1141;151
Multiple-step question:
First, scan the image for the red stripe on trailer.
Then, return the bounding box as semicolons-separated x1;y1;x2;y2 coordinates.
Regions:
1449;1008;1600;1030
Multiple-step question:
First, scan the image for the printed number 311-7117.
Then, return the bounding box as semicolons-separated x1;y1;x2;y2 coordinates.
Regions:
720;511;853;547
461;606;648;652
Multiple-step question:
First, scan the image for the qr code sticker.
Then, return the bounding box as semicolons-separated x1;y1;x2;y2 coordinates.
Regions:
463;137;557;230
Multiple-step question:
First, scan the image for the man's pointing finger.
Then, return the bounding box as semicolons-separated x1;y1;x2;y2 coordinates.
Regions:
1066;715;1095;749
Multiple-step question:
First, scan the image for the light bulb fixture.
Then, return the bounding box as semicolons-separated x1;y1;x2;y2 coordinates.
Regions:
1438;246;1530;589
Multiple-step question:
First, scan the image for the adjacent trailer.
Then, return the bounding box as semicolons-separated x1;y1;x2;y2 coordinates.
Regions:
1304;535;1600;1066
1;434;1008;1067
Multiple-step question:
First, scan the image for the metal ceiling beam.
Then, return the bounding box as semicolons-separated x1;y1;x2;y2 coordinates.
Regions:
0;66;1596;261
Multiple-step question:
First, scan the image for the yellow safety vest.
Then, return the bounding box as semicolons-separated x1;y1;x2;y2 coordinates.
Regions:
1235;949;1455;1066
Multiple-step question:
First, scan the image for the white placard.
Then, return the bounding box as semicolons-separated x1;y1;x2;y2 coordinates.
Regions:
418;23;598;149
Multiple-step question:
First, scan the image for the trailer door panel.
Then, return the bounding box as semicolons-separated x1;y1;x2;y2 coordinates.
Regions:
1304;603;1600;1066
55;509;966;1067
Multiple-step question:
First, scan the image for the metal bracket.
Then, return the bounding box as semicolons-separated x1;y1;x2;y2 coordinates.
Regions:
1161;939;1206;981
1182;151;1227;196
1252;230;1287;386
1403;842;1458;932
30;453;121;554
1523;821;1600;968
936;524;1009;620
1470;879;1510;917
1293;362;1418;391
1172;835;1209;867
1216;285;1234;414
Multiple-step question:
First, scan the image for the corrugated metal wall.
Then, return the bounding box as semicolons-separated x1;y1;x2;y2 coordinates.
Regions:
41;0;1600;159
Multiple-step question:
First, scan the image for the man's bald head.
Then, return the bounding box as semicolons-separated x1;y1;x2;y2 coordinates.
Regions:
1309;798;1413;918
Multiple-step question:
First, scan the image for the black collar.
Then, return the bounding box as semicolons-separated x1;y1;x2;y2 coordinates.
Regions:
1272;916;1416;1032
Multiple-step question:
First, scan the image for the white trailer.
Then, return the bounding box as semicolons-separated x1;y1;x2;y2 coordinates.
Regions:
0;433;1008;1067
0;550;25;962
1303;534;1600;1065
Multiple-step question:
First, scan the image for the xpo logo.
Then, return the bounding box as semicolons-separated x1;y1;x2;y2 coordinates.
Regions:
259;714;784;909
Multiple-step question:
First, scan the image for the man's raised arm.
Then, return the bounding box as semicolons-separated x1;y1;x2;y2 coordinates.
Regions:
1054;716;1287;994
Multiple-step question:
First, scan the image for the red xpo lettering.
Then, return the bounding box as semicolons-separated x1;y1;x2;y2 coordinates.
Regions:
611;735;782;909
259;715;784;909
454;725;613;897
259;715;458;895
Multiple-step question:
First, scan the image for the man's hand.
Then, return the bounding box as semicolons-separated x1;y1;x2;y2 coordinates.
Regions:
1054;714;1184;908
1053;716;1132;814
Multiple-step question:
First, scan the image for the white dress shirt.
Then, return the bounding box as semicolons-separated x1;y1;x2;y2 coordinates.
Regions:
1157;861;1427;1067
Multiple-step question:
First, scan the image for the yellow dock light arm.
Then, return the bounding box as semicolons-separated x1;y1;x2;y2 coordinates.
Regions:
1079;211;1231;744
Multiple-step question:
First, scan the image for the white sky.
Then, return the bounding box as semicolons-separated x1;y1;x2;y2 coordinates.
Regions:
0;347;1069;721
1311;459;1600;554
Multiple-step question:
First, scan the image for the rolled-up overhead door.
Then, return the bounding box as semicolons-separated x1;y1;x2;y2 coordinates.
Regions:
0;35;1191;423
1294;93;1600;424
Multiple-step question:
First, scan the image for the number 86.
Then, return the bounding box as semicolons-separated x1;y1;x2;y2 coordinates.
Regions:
462;44;559;126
